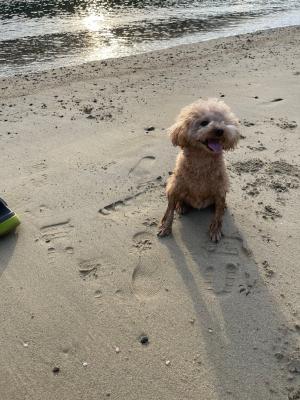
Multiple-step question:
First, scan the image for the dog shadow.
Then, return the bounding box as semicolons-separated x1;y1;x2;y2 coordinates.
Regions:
0;232;18;277
160;207;296;399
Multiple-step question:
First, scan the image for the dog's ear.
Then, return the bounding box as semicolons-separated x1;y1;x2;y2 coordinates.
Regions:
168;120;189;147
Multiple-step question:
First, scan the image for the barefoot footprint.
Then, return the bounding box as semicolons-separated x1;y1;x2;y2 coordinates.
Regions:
131;231;163;300
129;155;156;179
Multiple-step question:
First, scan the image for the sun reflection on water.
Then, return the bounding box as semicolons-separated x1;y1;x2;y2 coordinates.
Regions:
82;13;105;32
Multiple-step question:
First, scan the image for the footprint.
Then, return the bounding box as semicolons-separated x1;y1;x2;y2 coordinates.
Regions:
40;219;72;242
78;258;114;280
65;246;74;255
99;200;125;215
40;219;74;260
131;231;163;300
203;263;238;296
128;155;156;178
99;191;144;215
47;246;56;263
78;259;100;280
239;271;257;296
223;263;238;294
275;118;297;130
94;289;102;298
32;160;47;171
26;160;47;174
132;254;163;300
132;231;153;251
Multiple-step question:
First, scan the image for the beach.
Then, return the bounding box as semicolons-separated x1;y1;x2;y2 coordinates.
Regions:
0;25;300;399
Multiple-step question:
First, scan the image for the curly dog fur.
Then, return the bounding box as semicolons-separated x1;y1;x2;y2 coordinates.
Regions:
158;98;240;242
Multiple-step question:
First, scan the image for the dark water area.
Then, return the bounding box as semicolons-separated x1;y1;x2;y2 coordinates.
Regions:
0;0;300;76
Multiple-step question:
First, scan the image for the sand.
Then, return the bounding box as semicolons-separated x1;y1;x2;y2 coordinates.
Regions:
0;26;299;400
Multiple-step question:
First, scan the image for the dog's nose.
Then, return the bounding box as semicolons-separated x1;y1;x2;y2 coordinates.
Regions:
215;128;224;137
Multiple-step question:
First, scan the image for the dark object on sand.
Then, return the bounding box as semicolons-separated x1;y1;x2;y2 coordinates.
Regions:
140;335;149;345
0;198;20;236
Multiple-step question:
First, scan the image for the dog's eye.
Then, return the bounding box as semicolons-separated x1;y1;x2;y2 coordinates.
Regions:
200;120;209;127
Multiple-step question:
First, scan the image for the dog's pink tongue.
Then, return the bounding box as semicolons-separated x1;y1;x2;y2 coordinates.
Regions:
208;140;222;153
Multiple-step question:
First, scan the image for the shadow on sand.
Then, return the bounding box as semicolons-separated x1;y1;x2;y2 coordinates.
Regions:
0;231;18;277
160;207;298;399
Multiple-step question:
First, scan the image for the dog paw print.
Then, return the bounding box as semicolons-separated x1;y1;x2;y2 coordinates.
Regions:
238;284;251;296
238;272;256;295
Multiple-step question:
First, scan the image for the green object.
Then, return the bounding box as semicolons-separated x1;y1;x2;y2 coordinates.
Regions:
0;214;20;236
0;198;20;236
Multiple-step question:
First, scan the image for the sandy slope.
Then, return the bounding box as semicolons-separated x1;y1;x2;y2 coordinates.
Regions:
0;26;299;400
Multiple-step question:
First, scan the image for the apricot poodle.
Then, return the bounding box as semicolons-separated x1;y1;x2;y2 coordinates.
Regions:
158;98;240;242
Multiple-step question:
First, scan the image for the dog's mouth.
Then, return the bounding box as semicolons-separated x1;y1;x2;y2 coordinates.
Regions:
203;139;223;153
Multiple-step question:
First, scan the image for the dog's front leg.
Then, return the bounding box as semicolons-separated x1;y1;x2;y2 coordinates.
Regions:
209;196;226;242
157;196;176;237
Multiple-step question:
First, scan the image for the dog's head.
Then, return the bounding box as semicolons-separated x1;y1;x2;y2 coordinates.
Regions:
168;98;240;154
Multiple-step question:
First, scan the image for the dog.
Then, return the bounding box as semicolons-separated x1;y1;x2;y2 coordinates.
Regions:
157;98;240;242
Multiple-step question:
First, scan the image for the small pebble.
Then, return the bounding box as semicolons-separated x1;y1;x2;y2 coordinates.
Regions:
271;98;283;102
165;360;171;366
82;362;88;367
139;335;149;345
52;367;60;375
144;126;155;132
115;347;120;353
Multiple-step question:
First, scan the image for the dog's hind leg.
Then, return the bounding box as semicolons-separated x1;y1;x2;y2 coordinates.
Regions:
175;201;191;215
157;196;176;237
209;196;226;242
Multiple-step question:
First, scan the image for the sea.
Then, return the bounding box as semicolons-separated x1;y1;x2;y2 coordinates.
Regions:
0;0;300;77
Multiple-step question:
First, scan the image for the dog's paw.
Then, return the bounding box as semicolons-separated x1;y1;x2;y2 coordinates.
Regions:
209;222;222;242
157;225;172;238
210;230;222;242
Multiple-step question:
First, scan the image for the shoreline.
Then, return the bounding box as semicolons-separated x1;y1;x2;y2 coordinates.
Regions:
1;7;300;78
1;25;299;98
0;25;300;400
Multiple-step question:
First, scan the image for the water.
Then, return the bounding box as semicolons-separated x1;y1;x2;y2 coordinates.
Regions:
0;0;300;77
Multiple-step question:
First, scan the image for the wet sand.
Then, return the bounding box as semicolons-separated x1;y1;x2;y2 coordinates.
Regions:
0;26;300;400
